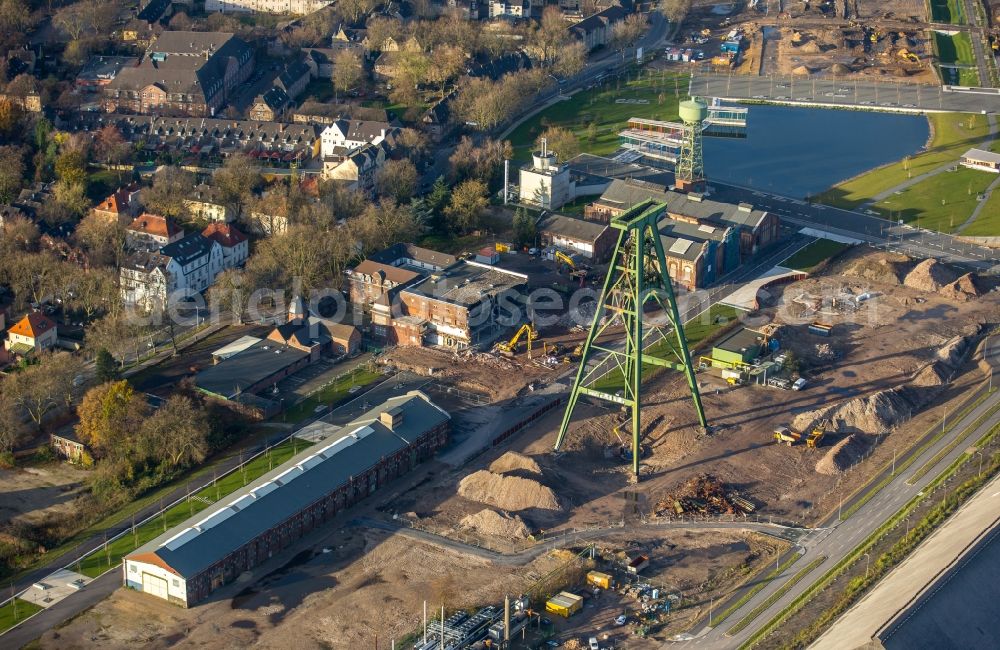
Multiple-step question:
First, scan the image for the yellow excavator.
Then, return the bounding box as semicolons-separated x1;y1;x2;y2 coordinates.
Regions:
806;420;827;449
555;251;575;270
497;323;538;358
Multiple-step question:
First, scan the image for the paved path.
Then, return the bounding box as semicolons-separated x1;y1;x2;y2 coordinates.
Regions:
671;337;1000;648
958;173;1000;233
810;473;1000;649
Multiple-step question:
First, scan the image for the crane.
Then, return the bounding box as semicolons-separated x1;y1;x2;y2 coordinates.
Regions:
497;323;539;357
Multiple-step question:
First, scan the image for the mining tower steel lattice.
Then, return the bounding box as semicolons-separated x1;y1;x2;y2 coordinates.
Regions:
553;200;707;477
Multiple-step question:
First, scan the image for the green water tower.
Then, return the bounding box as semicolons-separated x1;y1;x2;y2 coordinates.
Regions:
676;98;708;192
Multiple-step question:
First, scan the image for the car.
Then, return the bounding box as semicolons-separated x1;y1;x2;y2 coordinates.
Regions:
546;641;560;647
589;638;599;650
792;377;808;391
615;614;628;626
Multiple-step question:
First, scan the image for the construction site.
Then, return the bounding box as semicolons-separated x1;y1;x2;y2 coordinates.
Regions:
682;0;961;84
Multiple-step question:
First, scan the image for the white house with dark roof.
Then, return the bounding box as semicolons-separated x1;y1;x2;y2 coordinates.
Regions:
319;119;396;159
121;233;224;309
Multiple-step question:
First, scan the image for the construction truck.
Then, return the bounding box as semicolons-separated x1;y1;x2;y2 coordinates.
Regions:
497;323;538;357
806;420;827;449
555;251;575;270
495;242;510;253
773;427;801;446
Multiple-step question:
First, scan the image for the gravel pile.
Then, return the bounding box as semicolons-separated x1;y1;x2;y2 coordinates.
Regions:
458;470;561;512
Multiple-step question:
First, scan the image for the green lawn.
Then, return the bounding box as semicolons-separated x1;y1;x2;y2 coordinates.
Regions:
0;598;43;634
86;169;122;202
872;166;996;232
935;31;976;66
283;366;383;424
962;186;1000;235
929;0;965;23
780;239;851;272
592;303;743;391
75;438;312;578
506;70;688;161
814;113;990;210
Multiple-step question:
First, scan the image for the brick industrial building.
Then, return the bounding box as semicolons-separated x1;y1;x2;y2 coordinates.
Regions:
124;391;450;607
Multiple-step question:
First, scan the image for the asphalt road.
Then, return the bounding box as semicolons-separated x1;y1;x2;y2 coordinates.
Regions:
673;337;1000;648
706;182;1000;274
690;72;1000;114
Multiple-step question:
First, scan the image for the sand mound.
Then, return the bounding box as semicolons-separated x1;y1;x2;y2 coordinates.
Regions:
937;333;974;371
830;63;852;74
458;470;561;511
940;273;984;302
816;434;872;475
798;40;822;54
903;259;960;293
459;509;530;539
793;387;912;435
845;257;906;285
488;451;541;476
792;65;813;75
912;362;948;387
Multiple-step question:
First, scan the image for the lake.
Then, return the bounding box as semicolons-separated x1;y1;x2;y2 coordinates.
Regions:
704;104;931;199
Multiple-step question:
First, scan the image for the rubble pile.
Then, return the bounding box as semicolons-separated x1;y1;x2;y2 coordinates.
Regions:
816;434;873;475
652;474;756;517
457;470;561;512
459;509;531;539
489;451;542;476
941;273;985;302
844;255;907;285
455;349;517;371
793;387;912;435
903;259;960;293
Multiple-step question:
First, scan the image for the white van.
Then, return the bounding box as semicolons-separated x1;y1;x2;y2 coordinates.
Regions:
588;638;599;650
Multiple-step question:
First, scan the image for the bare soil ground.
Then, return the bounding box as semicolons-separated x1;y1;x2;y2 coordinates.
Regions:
0;462;91;528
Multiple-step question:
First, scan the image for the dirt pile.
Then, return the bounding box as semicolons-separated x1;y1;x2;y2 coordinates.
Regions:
903;259;960;292
830;63;852;74
798;40;822;54
652;474;755;517
458;470;561;511
816;434;873;475
937;332;975;370
814;343;838;362
941;273;984;302
792;65;813;75
844;256;907;285
488;451;542;476
793;387;912;435
459;509;530;539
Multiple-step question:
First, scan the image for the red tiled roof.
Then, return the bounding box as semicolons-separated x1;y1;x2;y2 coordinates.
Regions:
202;222;248;248
9;312;56;339
94;185;138;214
128;213;182;238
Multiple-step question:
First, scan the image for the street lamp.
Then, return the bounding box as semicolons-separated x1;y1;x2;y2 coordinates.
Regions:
862;552;871;578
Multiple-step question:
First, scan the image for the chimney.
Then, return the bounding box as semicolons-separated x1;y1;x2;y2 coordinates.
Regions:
379;406;403;430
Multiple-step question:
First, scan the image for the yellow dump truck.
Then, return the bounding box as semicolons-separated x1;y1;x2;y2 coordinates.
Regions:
586;571;613;590
773;427;801;446
545;592;583;618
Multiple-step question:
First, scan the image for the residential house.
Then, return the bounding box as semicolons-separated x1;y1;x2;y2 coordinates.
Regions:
50;431;88;463
302;42;366;78
5;312;58;355
489;0;531;18
323;141;387;195
568;6;627;51
121;233;224;309
422;94;454;140
206;0;331;13
126;213;184;248
274;59;312;101
202;222;249;269
368;242;456;272
267;299;362;359
248;87;291;122
185;184;231;223
447;0;483;20
122;18;156;47
292;101;390;126
319;119;396;158
92;184;142;223
105;31;255;116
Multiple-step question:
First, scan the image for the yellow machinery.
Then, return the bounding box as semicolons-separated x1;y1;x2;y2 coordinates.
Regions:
897;48;919;63
498;323;538;357
555;251;575;270
773;427;801;447
806;421;827;448
495;242;510;253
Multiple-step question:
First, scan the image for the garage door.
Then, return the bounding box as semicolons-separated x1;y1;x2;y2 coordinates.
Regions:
142;573;168;599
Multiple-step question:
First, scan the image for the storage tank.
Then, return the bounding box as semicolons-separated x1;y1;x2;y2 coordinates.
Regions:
678;98;708;125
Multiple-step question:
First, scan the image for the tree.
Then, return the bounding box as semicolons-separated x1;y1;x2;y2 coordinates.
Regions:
445;179;488;233
661;0;693;24
142;166;195;220
332;50;363;97
0;145;24;204
364;15;403;53
66;267;119;321
513;207;537;248
338;0;377;25
54;149;87;186
139;395;208;468
0;0;31;34
214;154;261;218
209;268;253;324
95;349;118;383
449;136;511;185
0;390;26;454
531;7;572;66
375;159;419;203
49;180;90;221
611;13;647;50
553;41;587;78
428;45;467;97
4;354;82;428
45;351;88;410
75;212;127;268
0;99;23;140
536;126;580;162
350;200;422;255
75;381;149;460
93;125;129;168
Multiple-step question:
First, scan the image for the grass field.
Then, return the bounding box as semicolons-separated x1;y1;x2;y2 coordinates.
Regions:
962;185;1000;235
0;599;42;634
780;239;851;272
506;70;688;161
872;166;996;232
935;31;976;66
814;113;990;210
75;438;312;578
284;366;383;424
929;0;965;23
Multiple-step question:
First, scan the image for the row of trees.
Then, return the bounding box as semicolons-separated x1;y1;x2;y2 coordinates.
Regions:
0;352;87;455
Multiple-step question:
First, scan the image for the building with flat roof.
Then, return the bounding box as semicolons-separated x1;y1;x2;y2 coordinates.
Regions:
960;148;1000;173
711;326;761;366
195;340;311;399
124;391;450;607
519;149;571;210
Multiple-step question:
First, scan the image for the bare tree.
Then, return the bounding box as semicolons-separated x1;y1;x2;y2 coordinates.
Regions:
139;395;209;468
375;159;419;204
332;50;364;97
143;166;195;220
